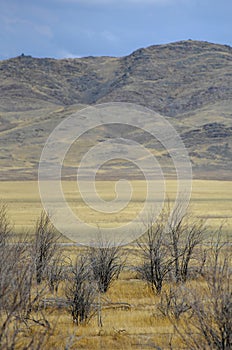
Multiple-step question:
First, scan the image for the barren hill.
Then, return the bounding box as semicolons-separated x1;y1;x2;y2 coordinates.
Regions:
0;40;232;180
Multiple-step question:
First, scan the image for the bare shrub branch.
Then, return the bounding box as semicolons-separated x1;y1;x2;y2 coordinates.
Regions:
87;235;125;293
167;202;206;283
0;205;52;349
136;201;205;293
136;209;173;294
173;229;232;350
0;202;12;246
65;256;97;325
46;253;67;294
158;285;191;320
32;211;60;284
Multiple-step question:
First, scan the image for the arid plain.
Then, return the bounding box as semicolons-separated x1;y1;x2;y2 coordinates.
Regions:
1;180;232;239
1;40;232;349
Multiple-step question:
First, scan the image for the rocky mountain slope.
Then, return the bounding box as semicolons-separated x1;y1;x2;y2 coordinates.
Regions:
0;40;232;180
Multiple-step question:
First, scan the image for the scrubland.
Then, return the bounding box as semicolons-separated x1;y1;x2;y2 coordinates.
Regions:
0;180;231;349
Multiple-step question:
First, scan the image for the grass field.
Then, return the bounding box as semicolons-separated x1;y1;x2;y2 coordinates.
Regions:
0;179;231;349
0;180;231;240
40;275;179;350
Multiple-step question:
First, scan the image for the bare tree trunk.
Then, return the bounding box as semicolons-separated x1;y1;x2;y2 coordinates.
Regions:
32;211;60;285
137;209;173;294
0;204;51;349
171;228;232;350
87;234;125;293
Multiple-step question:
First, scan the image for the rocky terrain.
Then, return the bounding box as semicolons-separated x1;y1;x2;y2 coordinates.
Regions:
0;40;232;180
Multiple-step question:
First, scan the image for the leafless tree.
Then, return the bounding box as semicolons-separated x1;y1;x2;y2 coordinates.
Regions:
0;203;12;245
158;285;191;320
137;203;206;293
65;256;97;325
0;204;51;350
136;210;174;294
32;211;60;284
87;235;125;293
166;202;206;283
46;253;67;294
173;229;232;350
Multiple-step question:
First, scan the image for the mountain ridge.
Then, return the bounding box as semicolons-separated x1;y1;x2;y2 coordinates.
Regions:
0;40;232;180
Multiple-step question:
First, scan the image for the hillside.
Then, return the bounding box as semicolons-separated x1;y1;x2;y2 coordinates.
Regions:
0;40;232;180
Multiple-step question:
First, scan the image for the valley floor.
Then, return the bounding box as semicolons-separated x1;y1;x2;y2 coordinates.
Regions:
0;180;231;239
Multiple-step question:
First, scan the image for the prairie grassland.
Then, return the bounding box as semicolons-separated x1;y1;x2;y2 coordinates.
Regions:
4;244;229;350
0;180;231;239
21;268;214;350
30;276;179;350
0;180;231;349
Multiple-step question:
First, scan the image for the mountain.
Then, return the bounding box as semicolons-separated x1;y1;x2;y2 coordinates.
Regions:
0;40;232;180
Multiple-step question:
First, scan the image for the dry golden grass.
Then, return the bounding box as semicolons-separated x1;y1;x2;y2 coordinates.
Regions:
3;241;191;349
39;266;228;350
35;275;178;350
15;244;228;349
0;179;231;348
0;180;231;239
1;221;230;348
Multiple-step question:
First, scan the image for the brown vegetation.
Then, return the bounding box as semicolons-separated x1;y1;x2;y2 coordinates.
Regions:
0;203;231;349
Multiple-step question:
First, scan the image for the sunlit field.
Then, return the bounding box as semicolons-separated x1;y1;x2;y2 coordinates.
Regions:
0;180;231;239
0;180;231;349
34;276;180;350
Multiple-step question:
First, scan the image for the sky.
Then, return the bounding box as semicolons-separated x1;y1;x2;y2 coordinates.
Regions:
0;0;232;60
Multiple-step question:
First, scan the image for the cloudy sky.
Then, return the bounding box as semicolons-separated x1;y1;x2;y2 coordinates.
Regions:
0;0;231;60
